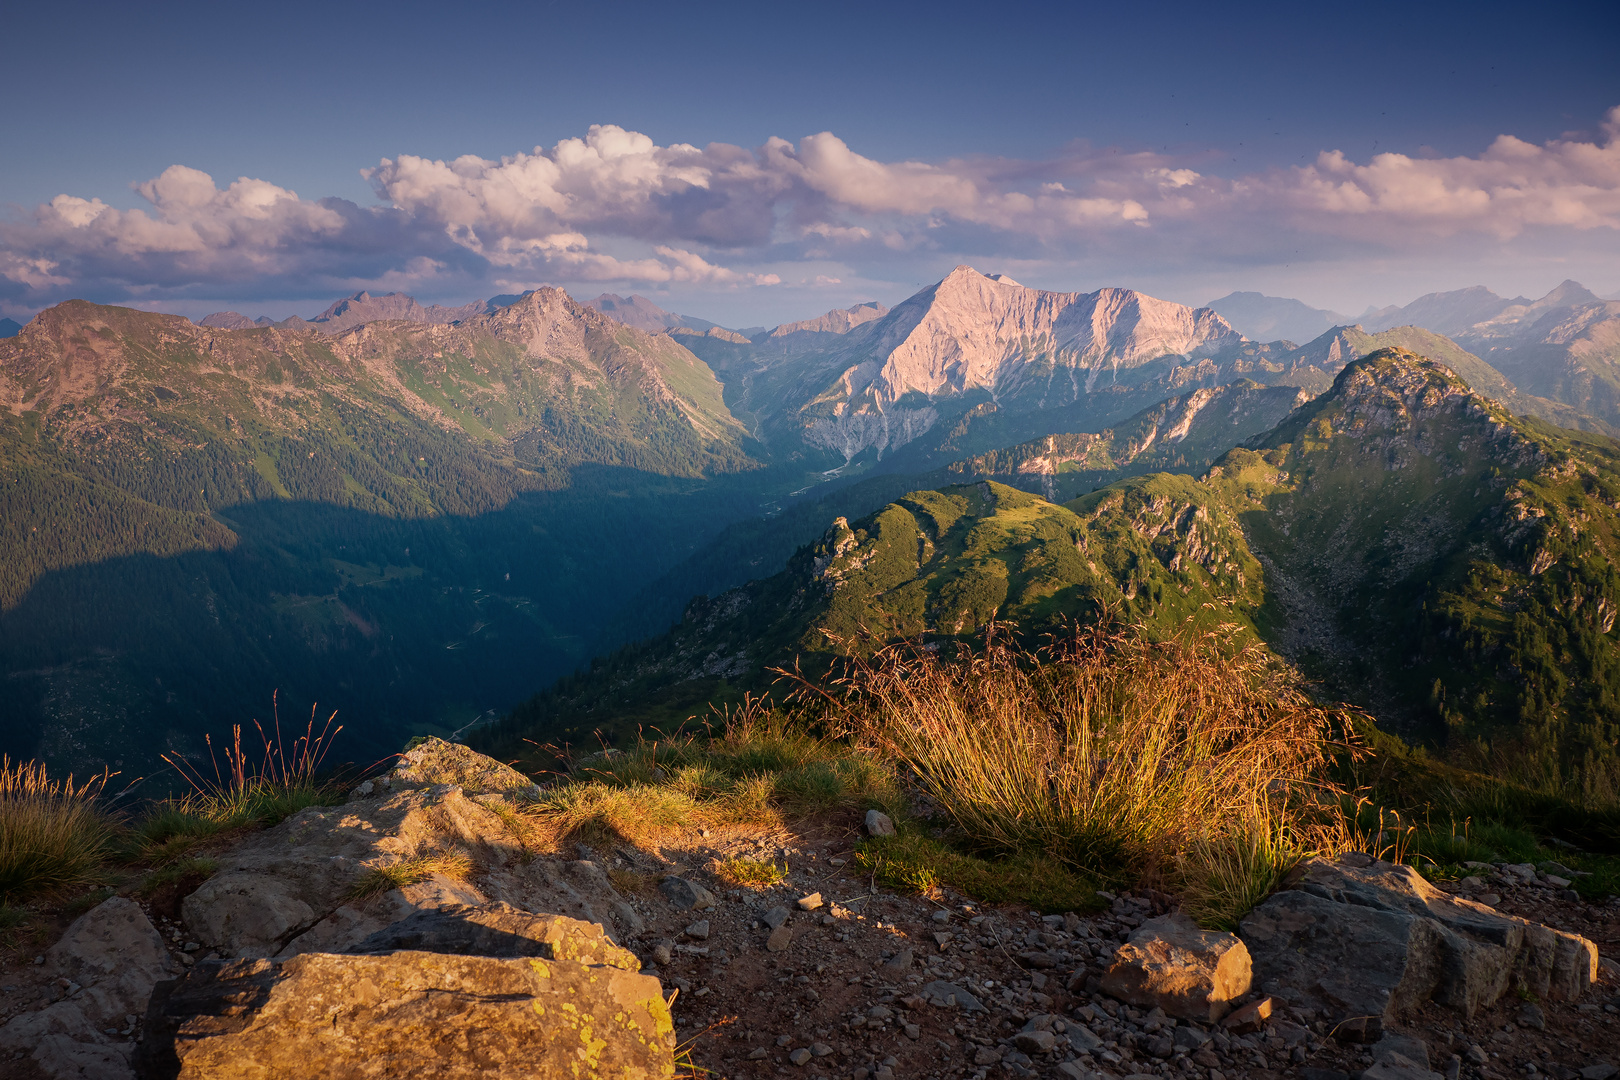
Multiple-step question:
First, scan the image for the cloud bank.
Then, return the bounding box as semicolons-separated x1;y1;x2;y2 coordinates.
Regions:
3;108;1618;314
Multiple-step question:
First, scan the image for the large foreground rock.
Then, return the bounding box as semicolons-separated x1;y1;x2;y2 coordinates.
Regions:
135;951;674;1079
0;897;177;1080
1100;912;1252;1021
1241;853;1599;1039
137;904;672;1079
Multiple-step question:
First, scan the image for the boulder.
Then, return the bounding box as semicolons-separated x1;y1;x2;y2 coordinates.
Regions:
1240;853;1601;1039
1099;912;1252;1021
347;902;641;969
134;951;674;1079
1240;888;1445;1040
179;742;644;959
0;897;178;1080
387;737;541;798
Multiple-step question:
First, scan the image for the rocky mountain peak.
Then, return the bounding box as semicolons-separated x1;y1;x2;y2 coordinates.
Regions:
766;301;889;338
196;311;258;330
583;292;717;334
309;290;488;334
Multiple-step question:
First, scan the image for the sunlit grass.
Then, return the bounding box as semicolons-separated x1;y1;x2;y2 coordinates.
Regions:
0;758;116;903
800;622;1357;923
521;695;898;850
715;857;786;889
345;850;474;901
137;703;346;863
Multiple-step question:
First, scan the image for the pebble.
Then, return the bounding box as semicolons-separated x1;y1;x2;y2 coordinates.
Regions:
789;1047;812;1065
766;925;793;952
683;920;710;940
797;892;823;911
658;876;717;911
865;809;896;836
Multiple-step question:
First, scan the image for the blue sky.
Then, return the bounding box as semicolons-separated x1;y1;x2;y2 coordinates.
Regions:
3;0;1618;325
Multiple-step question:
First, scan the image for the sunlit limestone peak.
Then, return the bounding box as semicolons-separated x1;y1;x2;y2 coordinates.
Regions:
798;265;1245;460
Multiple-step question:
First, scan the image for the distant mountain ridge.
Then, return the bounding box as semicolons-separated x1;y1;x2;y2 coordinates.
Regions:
199;291;505;334
1205;291;1349;344
0;317;24;339
1;288;754;604
583;293;718;333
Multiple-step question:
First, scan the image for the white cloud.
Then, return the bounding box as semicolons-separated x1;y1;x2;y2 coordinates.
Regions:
3;111;1618;310
1261;111;1620;238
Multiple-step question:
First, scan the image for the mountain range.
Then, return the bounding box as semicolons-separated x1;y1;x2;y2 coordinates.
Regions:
7;266;1620;790
484;348;1620;795
0;290;762;775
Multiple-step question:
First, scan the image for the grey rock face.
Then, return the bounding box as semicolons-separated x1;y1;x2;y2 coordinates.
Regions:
919;980;985;1012
0;897;177;1080
1240;854;1599;1040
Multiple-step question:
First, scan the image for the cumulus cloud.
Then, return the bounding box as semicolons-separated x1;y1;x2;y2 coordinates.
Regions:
1262;110;1620;238
3;110;1618;310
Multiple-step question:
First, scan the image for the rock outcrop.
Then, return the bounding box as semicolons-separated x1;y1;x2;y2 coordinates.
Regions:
0;897;178;1080
180;737;642;960
1240;853;1599;1039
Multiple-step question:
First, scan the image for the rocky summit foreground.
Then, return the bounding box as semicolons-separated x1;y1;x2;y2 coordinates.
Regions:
0;739;1615;1080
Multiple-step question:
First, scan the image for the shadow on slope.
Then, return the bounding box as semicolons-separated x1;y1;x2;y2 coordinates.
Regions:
0;464;795;783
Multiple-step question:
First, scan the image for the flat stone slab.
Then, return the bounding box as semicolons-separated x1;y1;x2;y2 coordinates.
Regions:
136;951;675;1079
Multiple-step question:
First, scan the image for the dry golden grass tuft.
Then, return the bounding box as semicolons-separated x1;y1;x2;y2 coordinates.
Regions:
345;849;475;901
0;758;115;903
802;622;1360;925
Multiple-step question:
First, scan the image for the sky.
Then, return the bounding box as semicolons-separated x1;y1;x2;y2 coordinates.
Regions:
2;0;1618;326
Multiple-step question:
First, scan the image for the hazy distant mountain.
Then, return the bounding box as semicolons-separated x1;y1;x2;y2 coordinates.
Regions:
0;318;21;339
1359;285;1528;336
307;291;490;334
197;311;259;330
199;291;501;334
1205;291;1347;344
583;293;718;333
1438;281;1620;428
763;300;888;338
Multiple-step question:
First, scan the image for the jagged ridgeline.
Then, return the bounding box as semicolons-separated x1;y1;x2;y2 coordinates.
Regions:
0;291;753;606
0;291;762;775
484;349;1620;794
